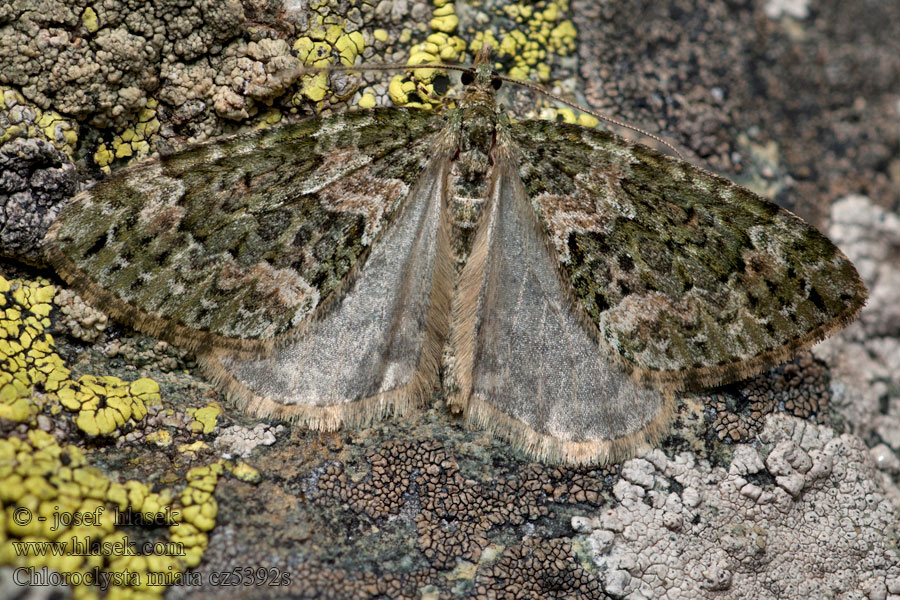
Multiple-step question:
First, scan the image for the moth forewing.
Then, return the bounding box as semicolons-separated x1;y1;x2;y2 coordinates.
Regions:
44;109;447;355
198;152;456;430
507;118;867;397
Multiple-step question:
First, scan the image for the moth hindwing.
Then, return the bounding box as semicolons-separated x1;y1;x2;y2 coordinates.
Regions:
45;48;867;465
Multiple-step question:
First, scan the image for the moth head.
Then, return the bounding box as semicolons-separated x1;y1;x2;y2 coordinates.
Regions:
463;44;503;93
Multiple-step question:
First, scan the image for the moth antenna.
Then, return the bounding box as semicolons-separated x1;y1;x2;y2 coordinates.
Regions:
495;75;685;159
297;63;473;76
299;62;684;159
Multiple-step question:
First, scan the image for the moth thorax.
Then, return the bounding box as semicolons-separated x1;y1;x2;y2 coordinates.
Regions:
458;104;497;156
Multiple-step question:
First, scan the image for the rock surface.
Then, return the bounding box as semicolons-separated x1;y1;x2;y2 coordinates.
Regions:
0;0;897;598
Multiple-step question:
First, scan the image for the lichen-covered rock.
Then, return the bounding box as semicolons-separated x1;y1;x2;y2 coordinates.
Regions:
0;0;245;128
203;437;616;599
817;195;900;445
703;350;830;444
103;337;189;372
0;272;228;597
53;287;108;342
0;0;896;598
214;423;283;458
0;137;75;265
577;415;900;599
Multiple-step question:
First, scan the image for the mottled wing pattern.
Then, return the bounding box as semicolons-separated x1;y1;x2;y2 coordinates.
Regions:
45;109;444;352
510;120;867;391
450;157;672;464
43;55;869;464
201;154;455;428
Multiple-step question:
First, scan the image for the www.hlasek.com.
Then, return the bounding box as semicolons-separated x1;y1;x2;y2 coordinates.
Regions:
12;536;185;559
9;506;293;588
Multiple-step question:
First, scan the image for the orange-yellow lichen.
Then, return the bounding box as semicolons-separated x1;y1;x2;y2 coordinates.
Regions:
0;276;159;435
57;376;150;437
227;461;261;484
0;278;65;423
292;18;365;106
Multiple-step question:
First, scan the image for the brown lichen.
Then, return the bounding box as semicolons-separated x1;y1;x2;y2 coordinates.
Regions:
706;351;830;443
297;437;610;596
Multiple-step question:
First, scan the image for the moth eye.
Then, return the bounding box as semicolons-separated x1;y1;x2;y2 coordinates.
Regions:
491;77;502;90
461;71;475;86
432;74;450;95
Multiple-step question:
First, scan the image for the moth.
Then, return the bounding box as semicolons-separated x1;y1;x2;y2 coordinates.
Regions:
44;47;867;464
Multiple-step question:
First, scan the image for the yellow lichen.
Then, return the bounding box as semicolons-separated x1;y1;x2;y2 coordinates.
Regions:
145;430;172;448
105;102;158;167
0;431;221;599
78;89;160;171
56;375;149;437
0;274;221;596
228;461;261;484
81;6;99;32
300;72;330;103
334;31;365;65
0;86;78;155
422;0;591;127
188;403;221;435
291;14;363;106
174;462;223;566
114;140;133;158
93;143;114;172
430;3;459;33
550;19;577;54
0;378;31;422
292;37;335;104
536;62;551;82
407;48;440;83
429;33;467;62
578;113;600;128
324;24;344;45
178;440;209;455
358;93;377;109
255;109;283;129
454;0;572;89
554;107;578;124
469;30;502;57
388;75;410;105
0;278;68;424
129;378;161;405
36;111;79;154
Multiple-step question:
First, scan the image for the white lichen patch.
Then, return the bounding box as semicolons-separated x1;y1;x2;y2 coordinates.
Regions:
764;0;810;20
574;414;900;599
817;195;900;451
214;423;283;458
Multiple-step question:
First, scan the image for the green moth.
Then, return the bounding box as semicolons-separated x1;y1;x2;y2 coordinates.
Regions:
44;48;867;464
